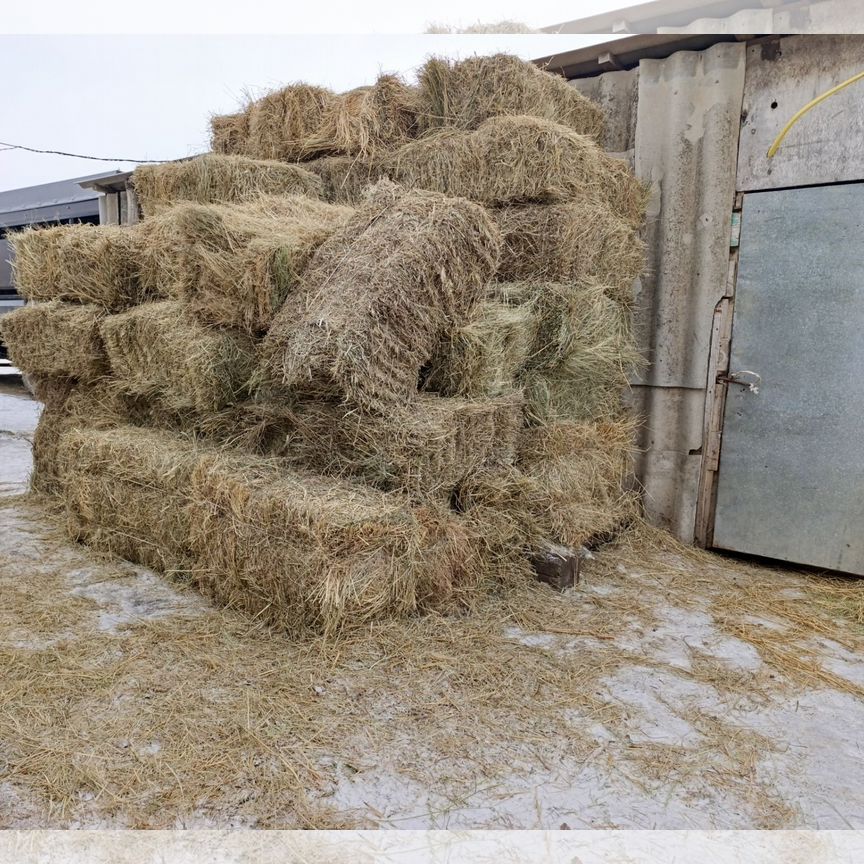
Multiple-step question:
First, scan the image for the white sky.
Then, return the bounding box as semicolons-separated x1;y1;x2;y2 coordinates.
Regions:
0;1;642;192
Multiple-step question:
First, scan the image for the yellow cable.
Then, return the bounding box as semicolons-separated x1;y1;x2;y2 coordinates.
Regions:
767;69;864;159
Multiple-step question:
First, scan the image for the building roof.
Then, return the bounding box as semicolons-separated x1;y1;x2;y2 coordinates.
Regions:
0;169;126;228
534;32;737;78
542;0;797;34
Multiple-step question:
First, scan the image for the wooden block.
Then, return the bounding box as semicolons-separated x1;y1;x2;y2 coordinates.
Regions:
529;543;580;591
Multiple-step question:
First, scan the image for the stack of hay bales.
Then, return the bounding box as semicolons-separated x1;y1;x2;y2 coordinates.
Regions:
0;54;646;635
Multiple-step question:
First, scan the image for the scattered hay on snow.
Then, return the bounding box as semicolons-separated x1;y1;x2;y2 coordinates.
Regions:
1;301;107;380
138;195;354;333
417;53;604;140
386;115;647;225
261;181;501;413
132;154;322;216
100;300;256;414
188;450;478;636
9;224;147;309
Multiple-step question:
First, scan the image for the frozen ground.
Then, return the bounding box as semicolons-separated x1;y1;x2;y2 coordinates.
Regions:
1;384;863;829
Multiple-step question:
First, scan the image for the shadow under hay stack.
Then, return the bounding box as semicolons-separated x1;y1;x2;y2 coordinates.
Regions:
0;53;647;634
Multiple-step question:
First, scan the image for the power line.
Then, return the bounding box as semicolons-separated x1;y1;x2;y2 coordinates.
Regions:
0;140;173;164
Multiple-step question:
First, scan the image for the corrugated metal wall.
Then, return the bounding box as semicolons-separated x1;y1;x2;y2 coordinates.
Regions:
573;41;746;542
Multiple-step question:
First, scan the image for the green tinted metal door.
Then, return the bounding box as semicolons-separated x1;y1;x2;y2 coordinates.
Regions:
712;183;864;575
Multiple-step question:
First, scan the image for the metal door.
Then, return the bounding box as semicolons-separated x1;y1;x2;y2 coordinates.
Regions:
712;183;864;575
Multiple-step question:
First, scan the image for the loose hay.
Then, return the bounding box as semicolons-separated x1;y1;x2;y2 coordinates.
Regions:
188;450;477;636
138;195;355;333
301;75;420;158
493;202;646;303
198;393;523;498
386;115;647;225
59;425;201;576
417;53;605;141
132;154;323;216
1;301;107;380
100;300;256;413
261;181;501;413
9;224;148;309
210;110;250;154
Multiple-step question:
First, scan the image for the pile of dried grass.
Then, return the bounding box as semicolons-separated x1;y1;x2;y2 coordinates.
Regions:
417;54;604;141
301;75;420;158
9;224;146;309
210;84;337;161
493;202;645;302
138;195;354;333
262;181;501;413
460;418;639;550
385;116;647;225
1;301;107;379
59;425;201;576
100;301;256;413
187;450;478;636
197;393;523;498
132;154;322;216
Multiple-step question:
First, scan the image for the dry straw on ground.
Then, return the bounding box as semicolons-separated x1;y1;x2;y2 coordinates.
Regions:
262;181;501;413
9;224;148;309
100;300;256;414
417;53;605;141
385;116;647;225
301;75;420;158
1;301;107;380
493;202;645;303
132;154;323;216
138;195;354;334
187;449;478;637
197;393;523;498
60;425;201;576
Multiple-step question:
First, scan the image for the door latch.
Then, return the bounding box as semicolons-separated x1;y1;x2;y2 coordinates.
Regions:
719;370;761;394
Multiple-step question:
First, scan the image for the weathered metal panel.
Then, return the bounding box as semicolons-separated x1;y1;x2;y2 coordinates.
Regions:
631;41;745;540
657;7;774;34
713;183;864;575
570;68;639;153
737;35;864;193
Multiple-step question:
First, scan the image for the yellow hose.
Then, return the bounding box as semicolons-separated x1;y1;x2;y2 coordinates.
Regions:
767;69;864;159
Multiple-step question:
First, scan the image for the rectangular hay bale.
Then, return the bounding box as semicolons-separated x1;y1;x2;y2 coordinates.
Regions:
138;195;354;333
1;301;107;380
58;426;200;576
99;300;256;413
417;53;605;141
132;154;323;216
10;224;147;309
261;181;501;413
198;392;523;497
188;450;476;636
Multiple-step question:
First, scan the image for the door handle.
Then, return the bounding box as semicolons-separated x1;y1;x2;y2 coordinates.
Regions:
719;370;761;394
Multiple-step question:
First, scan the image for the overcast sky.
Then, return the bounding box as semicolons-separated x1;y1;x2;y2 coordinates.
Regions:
0;0;640;192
